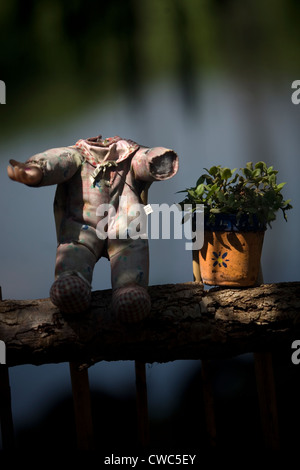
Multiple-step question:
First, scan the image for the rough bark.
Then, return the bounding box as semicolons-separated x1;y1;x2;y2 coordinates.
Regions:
0;282;299;368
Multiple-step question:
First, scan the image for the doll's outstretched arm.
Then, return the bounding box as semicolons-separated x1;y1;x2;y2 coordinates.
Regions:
131;147;179;182
7;146;84;187
7;159;43;185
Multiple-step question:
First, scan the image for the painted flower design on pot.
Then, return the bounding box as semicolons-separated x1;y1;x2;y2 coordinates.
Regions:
212;251;229;268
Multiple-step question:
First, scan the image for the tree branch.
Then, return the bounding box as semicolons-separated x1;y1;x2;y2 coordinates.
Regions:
1;282;299;368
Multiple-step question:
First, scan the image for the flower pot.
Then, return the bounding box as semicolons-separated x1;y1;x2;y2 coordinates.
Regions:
197;214;265;287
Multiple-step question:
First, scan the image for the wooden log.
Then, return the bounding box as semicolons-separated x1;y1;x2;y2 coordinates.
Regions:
0;287;14;450
0;282;299;367
252;269;280;450
192;250;217;448
135;185;151;451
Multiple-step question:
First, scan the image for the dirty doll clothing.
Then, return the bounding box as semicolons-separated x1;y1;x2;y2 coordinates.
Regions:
26;135;178;321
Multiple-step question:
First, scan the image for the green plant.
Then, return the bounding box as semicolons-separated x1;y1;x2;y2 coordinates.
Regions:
178;161;292;228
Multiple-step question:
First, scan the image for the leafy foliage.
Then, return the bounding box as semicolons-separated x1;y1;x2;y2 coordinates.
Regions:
178;162;292;229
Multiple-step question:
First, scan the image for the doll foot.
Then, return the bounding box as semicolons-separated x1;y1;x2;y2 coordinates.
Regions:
50;273;91;314
112;285;151;323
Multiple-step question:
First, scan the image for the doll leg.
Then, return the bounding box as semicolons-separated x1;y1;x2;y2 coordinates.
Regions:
108;238;151;323
50;242;97;313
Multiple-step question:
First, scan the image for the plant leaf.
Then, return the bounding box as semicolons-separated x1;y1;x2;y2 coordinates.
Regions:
221;167;232;180
208;166;219;176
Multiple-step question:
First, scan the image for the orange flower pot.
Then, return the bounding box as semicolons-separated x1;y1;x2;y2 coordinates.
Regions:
199;230;265;287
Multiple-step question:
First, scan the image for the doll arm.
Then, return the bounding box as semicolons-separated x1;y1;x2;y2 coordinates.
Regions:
7;147;84;187
7;160;43;185
131;147;178;182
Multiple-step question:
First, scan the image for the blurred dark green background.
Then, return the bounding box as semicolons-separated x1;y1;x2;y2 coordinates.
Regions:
2;0;300;135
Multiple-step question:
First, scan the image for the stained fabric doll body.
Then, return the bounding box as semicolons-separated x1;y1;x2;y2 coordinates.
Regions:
7;135;178;322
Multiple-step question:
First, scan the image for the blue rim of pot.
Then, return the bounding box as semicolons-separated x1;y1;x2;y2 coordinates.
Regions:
193;212;266;232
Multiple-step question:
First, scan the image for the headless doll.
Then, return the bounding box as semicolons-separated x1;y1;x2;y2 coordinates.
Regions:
7;135;178;322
